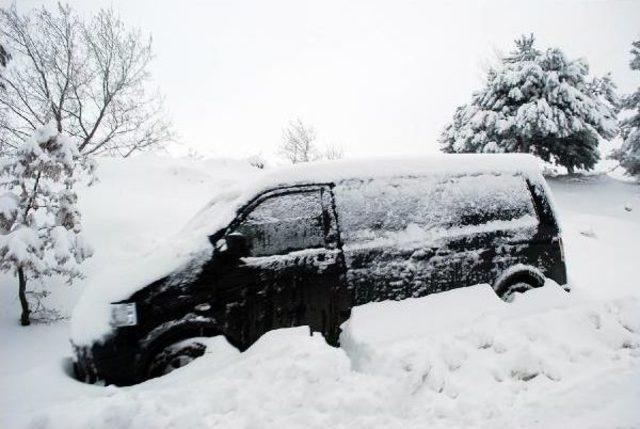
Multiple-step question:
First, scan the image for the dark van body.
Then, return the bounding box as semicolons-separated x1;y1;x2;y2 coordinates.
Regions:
73;157;567;386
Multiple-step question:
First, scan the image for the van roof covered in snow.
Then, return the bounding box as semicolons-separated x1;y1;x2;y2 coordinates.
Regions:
187;153;544;247
257;153;540;188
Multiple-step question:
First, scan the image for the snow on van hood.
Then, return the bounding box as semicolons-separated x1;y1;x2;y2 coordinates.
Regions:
71;187;248;345
71;154;547;345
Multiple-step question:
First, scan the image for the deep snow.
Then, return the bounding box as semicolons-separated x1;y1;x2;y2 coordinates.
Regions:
1;156;639;428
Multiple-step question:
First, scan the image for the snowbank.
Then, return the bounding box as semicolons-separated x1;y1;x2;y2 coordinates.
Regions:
6;284;639;429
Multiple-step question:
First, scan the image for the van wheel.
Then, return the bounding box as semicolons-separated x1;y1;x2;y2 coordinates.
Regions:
499;281;536;302
494;267;546;303
146;338;207;379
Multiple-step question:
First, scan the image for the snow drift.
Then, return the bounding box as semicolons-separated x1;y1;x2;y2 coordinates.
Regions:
8;284;640;429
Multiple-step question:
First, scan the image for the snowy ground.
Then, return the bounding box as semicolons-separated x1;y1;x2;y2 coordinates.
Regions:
1;156;639;428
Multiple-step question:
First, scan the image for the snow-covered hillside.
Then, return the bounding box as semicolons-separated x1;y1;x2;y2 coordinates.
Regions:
1;156;638;428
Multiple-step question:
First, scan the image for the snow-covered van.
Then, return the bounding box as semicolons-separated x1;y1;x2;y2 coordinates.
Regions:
72;154;567;385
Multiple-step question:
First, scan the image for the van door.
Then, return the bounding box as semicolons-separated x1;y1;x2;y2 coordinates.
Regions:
213;185;347;348
334;174;541;303
334;176;436;304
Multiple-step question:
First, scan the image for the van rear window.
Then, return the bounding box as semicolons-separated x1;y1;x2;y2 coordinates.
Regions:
335;174;537;244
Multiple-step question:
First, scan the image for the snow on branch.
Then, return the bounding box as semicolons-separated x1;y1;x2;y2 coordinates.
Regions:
0;3;173;156
0;123;94;325
440;34;619;173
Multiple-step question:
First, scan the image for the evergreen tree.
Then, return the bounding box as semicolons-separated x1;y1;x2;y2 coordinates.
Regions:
0;124;94;325
612;40;640;176
440;35;618;173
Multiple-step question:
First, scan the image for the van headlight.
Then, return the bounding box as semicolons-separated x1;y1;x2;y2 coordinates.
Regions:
110;303;138;327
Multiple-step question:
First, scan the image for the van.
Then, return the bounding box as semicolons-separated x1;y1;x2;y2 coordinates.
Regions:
72;154;567;385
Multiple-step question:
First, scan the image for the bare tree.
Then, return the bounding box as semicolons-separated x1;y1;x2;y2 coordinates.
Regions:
0;43;8;86
279;118;317;164
0;2;172;156
321;144;344;161
0;44;9;137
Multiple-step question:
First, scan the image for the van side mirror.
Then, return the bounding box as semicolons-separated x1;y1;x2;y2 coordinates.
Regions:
222;232;250;258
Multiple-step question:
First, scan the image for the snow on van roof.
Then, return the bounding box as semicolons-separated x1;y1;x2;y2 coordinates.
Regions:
71;154;544;345
184;154;540;227
185;154;543;248
187;153;542;237
258;153;540;188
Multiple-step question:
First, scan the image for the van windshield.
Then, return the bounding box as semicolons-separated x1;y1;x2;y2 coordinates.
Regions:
335;173;537;245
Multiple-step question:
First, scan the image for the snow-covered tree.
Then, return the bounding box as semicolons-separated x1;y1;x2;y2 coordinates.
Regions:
0;123;94;325
0;43;8;134
279;119;347;164
0;3;172;156
321;144;345;161
0;43;8;87
440;35;618;173
611;40;640;176
279;119;318;164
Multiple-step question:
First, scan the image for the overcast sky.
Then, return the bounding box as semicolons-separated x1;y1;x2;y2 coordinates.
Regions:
11;0;640;160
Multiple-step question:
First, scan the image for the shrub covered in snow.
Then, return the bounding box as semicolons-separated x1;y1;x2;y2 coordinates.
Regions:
612;40;640;177
245;154;266;169
440;34;619;173
0;124;94;325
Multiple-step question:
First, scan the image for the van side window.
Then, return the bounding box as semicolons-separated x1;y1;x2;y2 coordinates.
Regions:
335;174;537;244
235;190;325;256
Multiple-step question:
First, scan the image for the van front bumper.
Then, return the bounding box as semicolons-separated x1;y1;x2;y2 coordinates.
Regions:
72;335;140;386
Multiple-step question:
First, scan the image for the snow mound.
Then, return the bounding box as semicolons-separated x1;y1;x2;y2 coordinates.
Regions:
13;285;640;429
341;285;639;415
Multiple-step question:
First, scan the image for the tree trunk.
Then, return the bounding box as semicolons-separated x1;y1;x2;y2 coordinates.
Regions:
517;136;529;153
18;267;30;326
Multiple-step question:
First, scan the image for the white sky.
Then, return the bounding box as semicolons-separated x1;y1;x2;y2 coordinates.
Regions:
10;0;640;160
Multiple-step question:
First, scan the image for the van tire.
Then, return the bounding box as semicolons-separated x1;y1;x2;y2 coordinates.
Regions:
146;338;207;379
499;281;536;302
494;266;546;302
